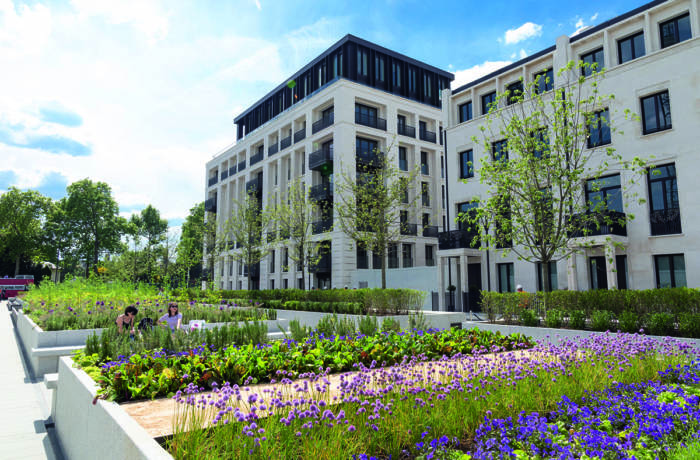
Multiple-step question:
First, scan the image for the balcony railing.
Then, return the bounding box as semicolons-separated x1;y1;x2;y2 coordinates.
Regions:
208;175;218;187
420;129;437;143
400;223;418;236
268;143;278;156
310;183;333;202
568;211;628;238
438;229;480;250
309;147;333;171
246;176;263;196
310;254;331;273
312;217;333;234
423;225;439;238
397;123;416;138
312;113;334;134
204;197;217;213
355;113;387;131
238;160;246;172
356;150;383;168
280;135;292;150
228;165;236;176
250;150;264;165
294;128;306;143
220;169;229;180
650;208;682;236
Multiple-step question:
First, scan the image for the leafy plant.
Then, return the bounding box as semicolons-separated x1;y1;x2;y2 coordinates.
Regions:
591;310;613;332
569;310;587;330
358;315;378;336
545;309;563;329
381;317;401;333
408;310;429;332
520;309;539;327
288;319;313;342
678;313;700;339
619;310;641;333
647;312;675;336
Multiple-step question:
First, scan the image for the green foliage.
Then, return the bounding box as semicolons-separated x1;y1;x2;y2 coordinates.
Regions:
569;310;587;330
358;315;378;336
590;310;613;332
288;319;313;342
381;317;401;333
678;313;700;339
646;312;675;336
520;309;539;327
619;310;641;333
544;309;564;329
408;310;429;332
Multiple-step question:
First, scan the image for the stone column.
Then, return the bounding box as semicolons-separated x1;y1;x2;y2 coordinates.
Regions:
460;255;469;312
567;254;579;291
437;256;445;311
605;241;618;289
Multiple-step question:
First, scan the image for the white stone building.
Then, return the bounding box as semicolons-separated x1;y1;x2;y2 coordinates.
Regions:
438;0;700;310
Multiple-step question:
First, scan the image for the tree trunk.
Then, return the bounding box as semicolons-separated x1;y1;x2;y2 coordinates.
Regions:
14;256;20;277
541;260;550;311
93;238;100;275
381;245;387;289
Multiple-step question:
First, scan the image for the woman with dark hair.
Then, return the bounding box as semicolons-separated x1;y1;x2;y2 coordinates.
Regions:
116;305;138;335
158;302;182;332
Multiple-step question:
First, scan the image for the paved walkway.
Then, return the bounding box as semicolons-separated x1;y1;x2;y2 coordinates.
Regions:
0;301;62;460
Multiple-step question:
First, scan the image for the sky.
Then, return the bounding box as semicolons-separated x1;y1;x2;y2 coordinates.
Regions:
0;0;647;232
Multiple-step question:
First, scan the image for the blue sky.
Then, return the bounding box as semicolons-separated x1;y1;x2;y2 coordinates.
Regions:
0;0;646;231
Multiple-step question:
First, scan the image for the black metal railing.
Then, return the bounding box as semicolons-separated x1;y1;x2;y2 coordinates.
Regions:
228;165;236;176
400;223;418;236
420;130;437;143
280;135;292;150
402;257;414;268
294;128;306;143
310;254;331;273
246;176;263;195
423;225;439;238
355;113;387;130
309;147;333;171
312;113;334;134
208;175;218;187
568;211;628;238
220;169;228;180
250;150;264;165
397;123;416;138
438;229;480;250
356;150;383;168
268;143;278;156
238;160;246;172
204;197;217;213
310;183;333;202
312;218;333;234
650;208;682;236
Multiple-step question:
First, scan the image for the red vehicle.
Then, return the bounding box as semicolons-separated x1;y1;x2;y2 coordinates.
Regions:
0;275;34;298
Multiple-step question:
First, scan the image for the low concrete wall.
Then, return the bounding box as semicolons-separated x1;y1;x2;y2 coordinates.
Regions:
275;310;466;331
54;357;172;460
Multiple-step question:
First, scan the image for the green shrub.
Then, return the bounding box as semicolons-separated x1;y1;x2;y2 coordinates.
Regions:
618;310;641;333
545;309;564;329
381;317;401;333
316;314;337;337
678;313;700;338
408;310;429;331
569;310;587;330
288;319;312;342
358;315;378;336
591;310;613;332
335;316;357;337
519;309;539;327
647;312;675;336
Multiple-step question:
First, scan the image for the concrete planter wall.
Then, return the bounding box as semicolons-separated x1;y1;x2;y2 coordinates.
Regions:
275;309;466;331
54;357;172;460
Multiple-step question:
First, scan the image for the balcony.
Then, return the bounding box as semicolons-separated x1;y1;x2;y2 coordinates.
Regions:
312;217;333;234
423;225;439;238
312;113;334;134
204;196;217;213
268;143;279;156
400;223;418;236
309;147;333;172
228;165;236;176
280;135;292;150
310;253;331;273
246;176;263;196
355;113;387;131
208;175;218;187
438;229;480;250
419;129;437;143
220;169;228;180
310;183;333;202
568;211;628;238
650;208;682;236
397;123;416;138
356;150;383;168
250;150;264;166
294;128;306;143
238;160;246;172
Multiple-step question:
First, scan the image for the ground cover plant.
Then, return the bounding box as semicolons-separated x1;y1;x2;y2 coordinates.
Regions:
165;333;696;459
73;327;534;402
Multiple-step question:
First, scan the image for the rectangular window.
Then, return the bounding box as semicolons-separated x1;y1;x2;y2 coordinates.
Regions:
402;244;413;268
536;261;558;292
357;48;368;77
459;101;473;123
589;256;607;290
648;163;682;235
398;146;408;171
533;129;549;158
269;279;275;290
423;213;430;228
492;140;508;162
375;55;385;82
441;185;445;208
269;250;275;273
616;255;628;290
425;245;435;266
459;150;474;179
356;247;368;269
618;31;645;64
372;250;381;270
641;90;672;135
400;178;409;203
457;202;478;231
355;103;378;126
392;61;401;87
283;249;289;272
408;67;416;92
497;263;515;293
587;109;611;148
423;74;432;99
654;254;686;288
481;91;497;115
581;47;604;76
534;68;554;94
388;244;399;269
283;279;288;289
660;13;691;48
400;210;408;225
506;80;523;105
586;174;623;213
421;182;430;207
440;156;444;178
397;114;406;130
420;151;429;175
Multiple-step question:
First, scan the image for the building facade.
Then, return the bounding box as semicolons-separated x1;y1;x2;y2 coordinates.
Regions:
438;0;700;310
204;35;453;292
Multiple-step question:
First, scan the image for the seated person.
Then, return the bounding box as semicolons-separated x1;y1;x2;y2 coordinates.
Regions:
116;305;138;335
158;302;183;332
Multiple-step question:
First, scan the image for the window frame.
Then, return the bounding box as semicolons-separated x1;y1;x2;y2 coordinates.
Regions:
481;91;497;115
536;261;558;292
654;254;686;288
587;108;611;148
581;47;604;77
459;101;473;123
659;12;691;49
585;173;623;213
506;80;524;105
533;68;554;94
420;151;429;175
492;139;508;162
641;90;672;135
497;263;515;293
459;150;474;179
617;31;646;64
398;146;408;171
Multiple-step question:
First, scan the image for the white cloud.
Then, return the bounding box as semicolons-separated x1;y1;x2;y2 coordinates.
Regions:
504;22;542;45
451;60;512;89
70;0;169;43
254;0;261;11
590;12;599;21
519;49;527;59
572;13;598;36
0;0;53;57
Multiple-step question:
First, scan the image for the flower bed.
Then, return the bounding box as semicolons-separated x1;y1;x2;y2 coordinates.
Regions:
74;328;534;402
165;333;695;459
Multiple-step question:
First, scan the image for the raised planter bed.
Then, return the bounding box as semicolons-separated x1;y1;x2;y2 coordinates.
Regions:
274;309;466;331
